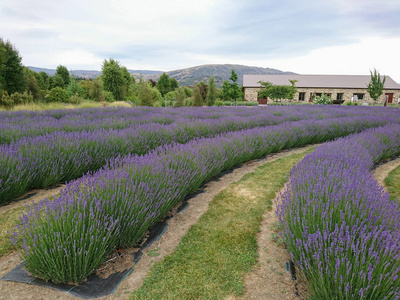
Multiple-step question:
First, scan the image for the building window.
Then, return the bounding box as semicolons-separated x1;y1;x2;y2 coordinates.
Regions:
336;93;343;101
298;92;305;101
353;93;364;101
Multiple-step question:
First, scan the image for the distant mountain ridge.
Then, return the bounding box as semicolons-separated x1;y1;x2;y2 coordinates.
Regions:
28;64;295;87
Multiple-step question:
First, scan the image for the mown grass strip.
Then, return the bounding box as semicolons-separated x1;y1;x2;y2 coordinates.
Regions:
0;207;23;257
0;195;57;258
384;162;400;203
130;149;312;300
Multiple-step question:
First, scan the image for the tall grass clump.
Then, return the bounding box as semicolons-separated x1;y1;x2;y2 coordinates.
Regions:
277;125;400;299
11;116;400;284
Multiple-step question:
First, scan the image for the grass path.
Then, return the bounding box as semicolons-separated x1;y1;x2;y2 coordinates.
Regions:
129;149;312;299
384;160;400;202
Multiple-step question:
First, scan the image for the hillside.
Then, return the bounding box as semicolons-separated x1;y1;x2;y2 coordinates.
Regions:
150;64;295;86
28;64;295;87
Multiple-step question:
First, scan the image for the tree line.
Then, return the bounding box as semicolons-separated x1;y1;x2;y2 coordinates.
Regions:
0;39;244;109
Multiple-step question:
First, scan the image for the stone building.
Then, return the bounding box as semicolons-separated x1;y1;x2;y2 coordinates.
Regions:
243;74;400;104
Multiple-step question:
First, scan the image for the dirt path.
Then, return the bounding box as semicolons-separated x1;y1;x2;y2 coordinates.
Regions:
0;146;313;300
372;158;400;191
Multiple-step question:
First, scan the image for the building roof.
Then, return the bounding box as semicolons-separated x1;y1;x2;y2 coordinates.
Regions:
243;74;400;90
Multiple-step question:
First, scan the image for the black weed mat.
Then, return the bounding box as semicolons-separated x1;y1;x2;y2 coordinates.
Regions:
0;184;63;208
0;221;168;299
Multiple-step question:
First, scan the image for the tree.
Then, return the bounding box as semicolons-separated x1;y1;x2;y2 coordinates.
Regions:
313;93;333;105
120;66;133;98
102;58;125;101
55;65;70;87
0;39;27;94
197;81;208;103
51;74;65;89
39;71;50;90
89;78;103;101
222;68;242;102
156;73;172;96
192;87;204;106
137;81;156;106
367;69;386;102
206;76;217;106
46;87;69;103
170;78;179;90
26;69;42;101
33;72;46;91
174;87;186;107
66;76;85;97
258;80;297;102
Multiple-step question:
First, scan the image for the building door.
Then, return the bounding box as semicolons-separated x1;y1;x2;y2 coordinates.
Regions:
385;93;393;103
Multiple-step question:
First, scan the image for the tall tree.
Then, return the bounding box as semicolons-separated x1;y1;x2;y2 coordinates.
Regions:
51;74;65;89
120;66;133;97
170;78;179;90
192;87;204;106
89;78;103;101
137;81;156;106
55;65;70;87
174;87;186;107
102;58;125;101
367;69;386;102
26;68;42;100
156;73;172;96
258;80;296;102
222;68;241;102
0;39;27;94
206;76;217;106
196;81;208;103
39;71;50;90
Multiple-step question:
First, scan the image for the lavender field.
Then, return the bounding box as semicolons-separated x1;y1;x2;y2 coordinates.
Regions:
4;106;400;298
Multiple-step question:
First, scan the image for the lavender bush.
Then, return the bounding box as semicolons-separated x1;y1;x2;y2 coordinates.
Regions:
3;106;399;204
277;125;400;299
11;116;399;284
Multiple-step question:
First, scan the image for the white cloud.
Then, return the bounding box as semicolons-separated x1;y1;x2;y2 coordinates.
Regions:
262;36;400;82
1;0;400;82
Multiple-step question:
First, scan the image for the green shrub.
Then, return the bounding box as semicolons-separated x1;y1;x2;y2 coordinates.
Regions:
69;93;83;104
184;97;193;106
313;93;333;105
102;91;115;103
0;91;13;109
165;91;176;102
215;100;224;106
10;92;34;105
46;87;69;103
183;87;193;97
67;79;85;98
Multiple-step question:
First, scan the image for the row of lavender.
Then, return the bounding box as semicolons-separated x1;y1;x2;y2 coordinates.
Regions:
277;126;400;299
1;106;399;144
11;116;399;284
0;106;343;144
0;110;310;204
3;107;394;204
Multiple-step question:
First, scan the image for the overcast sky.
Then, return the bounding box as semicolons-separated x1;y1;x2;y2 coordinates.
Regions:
1;0;400;81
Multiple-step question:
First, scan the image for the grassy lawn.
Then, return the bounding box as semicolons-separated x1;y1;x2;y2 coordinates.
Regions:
0;206;24;257
130;149;312;299
0;100;133;111
0;196;57;258
385;163;400;202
